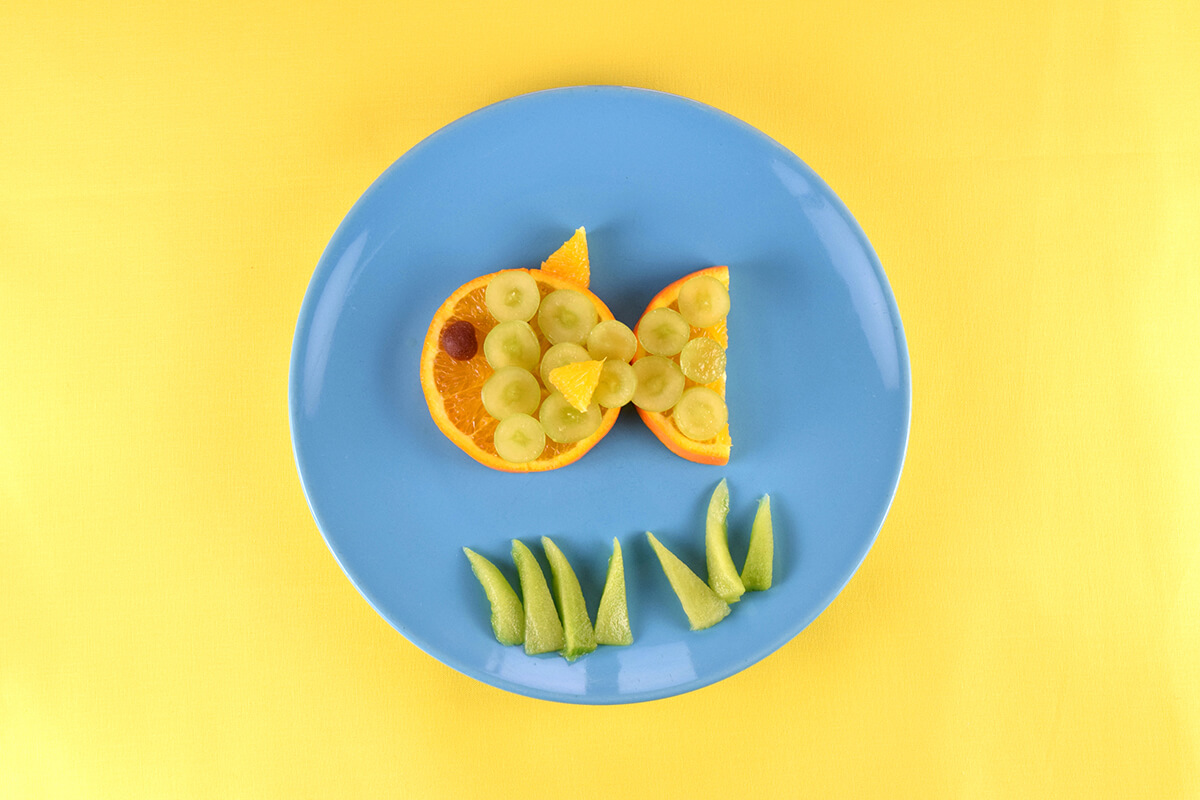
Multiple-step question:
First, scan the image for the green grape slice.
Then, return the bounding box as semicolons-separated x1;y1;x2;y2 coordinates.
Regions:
538;391;602;443
593;360;637;408
671;386;727;441
679;337;726;384
481;366;541;420
586;319;637;362
637;308;690;357
631;356;685;413
538;289;598;345
484;270;540;322
677;274;730;328
493;413;546;463
483;320;539;370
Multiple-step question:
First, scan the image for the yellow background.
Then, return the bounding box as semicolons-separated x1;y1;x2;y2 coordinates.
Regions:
3;1;1198;796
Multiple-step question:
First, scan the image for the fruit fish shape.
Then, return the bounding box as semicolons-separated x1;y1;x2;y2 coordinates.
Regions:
421;229;730;470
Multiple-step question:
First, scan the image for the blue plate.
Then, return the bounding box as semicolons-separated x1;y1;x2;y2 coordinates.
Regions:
289;87;910;704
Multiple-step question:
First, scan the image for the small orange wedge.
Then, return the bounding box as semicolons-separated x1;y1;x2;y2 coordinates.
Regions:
632;267;730;465
540;227;590;289
548;359;605;412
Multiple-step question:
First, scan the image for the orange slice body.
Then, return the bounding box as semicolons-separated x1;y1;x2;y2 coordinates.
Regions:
420;269;618;472
633;267;730;465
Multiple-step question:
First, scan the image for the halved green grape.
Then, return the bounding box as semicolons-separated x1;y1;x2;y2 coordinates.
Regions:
593;360;637;408
493;413;546;463
677;274;730;328
586;319;637;362
672;387;727;441
539;342;589;387
538;289;598;345
637;308;691;356
679;337;726;385
483;320;539;370
538;391;602;443
481;366;540;420
484;270;540;322
631;356;685;413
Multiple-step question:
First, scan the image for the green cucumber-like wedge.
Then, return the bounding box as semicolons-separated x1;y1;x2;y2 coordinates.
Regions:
705;479;745;603
646;532;730;631
741;495;774;591
510;540;565;655
540;537;597;661
594;538;633;646
463;548;525;646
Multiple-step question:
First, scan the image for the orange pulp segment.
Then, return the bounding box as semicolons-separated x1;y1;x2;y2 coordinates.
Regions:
540;227;590;289
548;358;605;411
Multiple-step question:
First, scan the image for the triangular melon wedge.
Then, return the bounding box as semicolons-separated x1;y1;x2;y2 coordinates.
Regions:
463;548;524;646
646;532;730;631
741;495;774;591
594;538;633;646
705;479;745;603
510;540;564;655
541;537;597;661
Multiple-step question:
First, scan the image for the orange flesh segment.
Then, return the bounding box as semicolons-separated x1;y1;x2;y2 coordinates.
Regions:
539;227;589;289
548;359;604;411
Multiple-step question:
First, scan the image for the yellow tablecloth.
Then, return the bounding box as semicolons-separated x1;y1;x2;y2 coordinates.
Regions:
3;2;1197;797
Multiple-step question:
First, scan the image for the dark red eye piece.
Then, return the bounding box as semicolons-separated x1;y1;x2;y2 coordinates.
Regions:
440;319;477;360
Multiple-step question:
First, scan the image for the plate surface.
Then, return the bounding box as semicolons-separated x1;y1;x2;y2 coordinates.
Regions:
289;86;910;704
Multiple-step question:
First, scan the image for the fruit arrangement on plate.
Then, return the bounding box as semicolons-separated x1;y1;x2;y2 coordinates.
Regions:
421;230;773;661
419;228;731;470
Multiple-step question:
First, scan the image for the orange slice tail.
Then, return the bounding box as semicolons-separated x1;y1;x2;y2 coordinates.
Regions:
633;266;730;465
